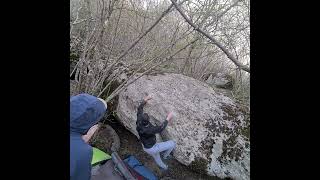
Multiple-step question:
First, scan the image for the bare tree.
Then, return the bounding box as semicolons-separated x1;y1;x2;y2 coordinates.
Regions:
70;0;250;104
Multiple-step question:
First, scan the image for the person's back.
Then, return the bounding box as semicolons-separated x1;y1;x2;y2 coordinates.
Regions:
70;135;92;180
138;129;156;149
136;116;161;149
70;94;107;180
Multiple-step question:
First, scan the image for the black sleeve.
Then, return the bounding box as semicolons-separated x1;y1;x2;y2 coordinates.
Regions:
144;120;168;135
137;100;146;123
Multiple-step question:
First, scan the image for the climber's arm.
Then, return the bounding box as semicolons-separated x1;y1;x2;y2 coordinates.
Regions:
156;120;169;133
137;101;146;118
137;95;152;121
145;112;173;134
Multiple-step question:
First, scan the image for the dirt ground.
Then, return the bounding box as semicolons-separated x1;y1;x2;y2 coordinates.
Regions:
99;120;223;180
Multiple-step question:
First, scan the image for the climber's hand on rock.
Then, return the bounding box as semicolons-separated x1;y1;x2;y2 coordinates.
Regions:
166;112;174;121
144;95;152;103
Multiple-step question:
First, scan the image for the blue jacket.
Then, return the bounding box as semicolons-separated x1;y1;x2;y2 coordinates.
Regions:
70;94;107;180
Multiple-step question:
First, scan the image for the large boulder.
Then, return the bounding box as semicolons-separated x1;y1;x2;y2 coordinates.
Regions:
116;73;250;180
90;124;121;153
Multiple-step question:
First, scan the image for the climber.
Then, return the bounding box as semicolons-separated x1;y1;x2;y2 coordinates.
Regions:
70;93;108;180
136;95;176;171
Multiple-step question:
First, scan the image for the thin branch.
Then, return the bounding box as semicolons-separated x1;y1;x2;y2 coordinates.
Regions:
72;19;87;25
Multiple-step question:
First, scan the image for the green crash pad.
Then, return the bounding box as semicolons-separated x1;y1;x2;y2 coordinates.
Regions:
91;147;111;166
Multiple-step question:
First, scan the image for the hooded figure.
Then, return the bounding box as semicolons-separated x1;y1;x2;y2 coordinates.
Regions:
70;94;107;180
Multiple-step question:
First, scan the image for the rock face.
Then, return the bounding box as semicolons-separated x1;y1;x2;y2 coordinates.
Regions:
206;73;233;90
90;124;121;153
116;73;250;180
